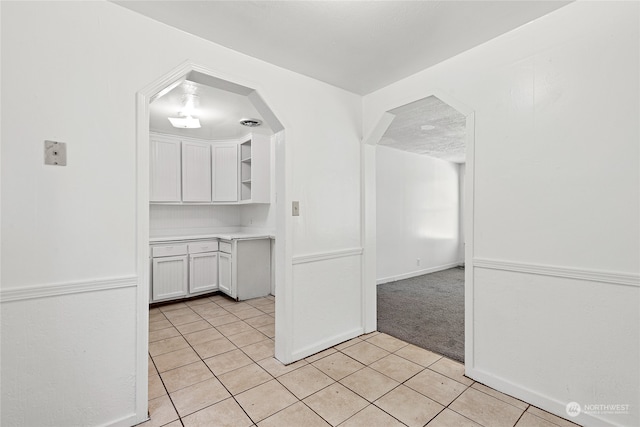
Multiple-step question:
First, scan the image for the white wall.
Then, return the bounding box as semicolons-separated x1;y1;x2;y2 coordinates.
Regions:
149;204;241;237
376;145;460;283
0;1;362;426
364;2;639;426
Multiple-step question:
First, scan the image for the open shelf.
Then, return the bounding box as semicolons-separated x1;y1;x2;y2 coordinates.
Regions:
240;140;252;201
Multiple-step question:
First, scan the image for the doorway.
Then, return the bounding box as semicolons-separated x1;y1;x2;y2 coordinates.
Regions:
134;62;289;420
362;92;475;370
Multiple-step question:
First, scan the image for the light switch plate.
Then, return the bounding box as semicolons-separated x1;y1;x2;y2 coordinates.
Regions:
44;140;67;166
292;201;300;216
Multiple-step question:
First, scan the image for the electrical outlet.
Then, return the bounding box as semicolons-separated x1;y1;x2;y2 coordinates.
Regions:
417;258;421;266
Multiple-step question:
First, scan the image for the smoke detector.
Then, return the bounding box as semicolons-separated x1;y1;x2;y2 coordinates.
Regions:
240;118;262;127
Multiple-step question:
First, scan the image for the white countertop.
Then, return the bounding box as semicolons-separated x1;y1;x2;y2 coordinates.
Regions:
149;232;274;243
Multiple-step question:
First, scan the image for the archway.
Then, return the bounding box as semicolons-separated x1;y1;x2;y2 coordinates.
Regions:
134;61;290;422
361;90;475;373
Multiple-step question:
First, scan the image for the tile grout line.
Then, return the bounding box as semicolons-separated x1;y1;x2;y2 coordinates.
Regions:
152;295;278;425
150;296;555;427
525;407;577;427
148;350;183;426
333;341;473;427
511;406;530;427
202;297;279;426
155;300;226;424
441;383;530;427
340;399;413;427
332;348;454;426
304;343;429;425
444;405;489;426
270;373;338;426
469;382;531;412
259;332;455;425
157;311;441;427
148;307;189;427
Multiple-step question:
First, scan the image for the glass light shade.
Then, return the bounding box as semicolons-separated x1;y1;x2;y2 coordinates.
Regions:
168;116;201;129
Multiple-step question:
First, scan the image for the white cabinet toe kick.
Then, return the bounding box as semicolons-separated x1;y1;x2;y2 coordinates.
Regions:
149;237;272;304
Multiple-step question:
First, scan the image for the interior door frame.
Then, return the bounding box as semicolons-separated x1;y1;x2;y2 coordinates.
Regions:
361;89;476;370
134;61;291;423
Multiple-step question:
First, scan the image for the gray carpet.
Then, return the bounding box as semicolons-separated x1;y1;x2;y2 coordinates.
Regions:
377;267;464;362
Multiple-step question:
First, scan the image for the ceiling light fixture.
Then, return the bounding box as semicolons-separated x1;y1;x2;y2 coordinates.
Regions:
240;118;262;127
168;92;201;128
168;115;201;129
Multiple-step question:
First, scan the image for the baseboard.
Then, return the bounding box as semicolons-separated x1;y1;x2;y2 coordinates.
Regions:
290;327;363;361
377;262;461;285
99;413;146;427
467;367;628;427
0;275;138;303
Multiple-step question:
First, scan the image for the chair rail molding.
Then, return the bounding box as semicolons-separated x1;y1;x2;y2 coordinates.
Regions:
292;247;363;265
0;275;139;303
473;258;639;287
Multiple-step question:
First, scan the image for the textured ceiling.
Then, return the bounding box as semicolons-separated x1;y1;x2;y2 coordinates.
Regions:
150;80;272;140
112;1;571;95
380;96;466;163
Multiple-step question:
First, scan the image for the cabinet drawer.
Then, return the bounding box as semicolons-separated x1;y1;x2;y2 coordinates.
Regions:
152;244;188;257
219;240;232;254
188;240;219;254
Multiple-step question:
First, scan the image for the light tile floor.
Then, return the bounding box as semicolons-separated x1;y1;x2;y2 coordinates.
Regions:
141;294;580;427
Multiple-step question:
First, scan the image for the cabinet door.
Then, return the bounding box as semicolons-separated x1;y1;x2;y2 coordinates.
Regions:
236;238;271;300
182;141;212;202
211;144;238;202
189;252;218;294
218;252;233;298
152;255;188;301
150;137;181;202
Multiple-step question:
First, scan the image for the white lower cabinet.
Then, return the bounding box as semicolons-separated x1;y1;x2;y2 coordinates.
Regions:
152;255;188;301
218;251;233;297
217;238;270;300
189;252;218;294
151;240;218;303
151;237;271;303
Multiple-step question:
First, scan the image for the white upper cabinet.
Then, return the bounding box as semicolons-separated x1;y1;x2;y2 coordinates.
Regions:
182;141;212;202
240;134;271;203
211;144;238;202
149;132;270;205
150;137;181;202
